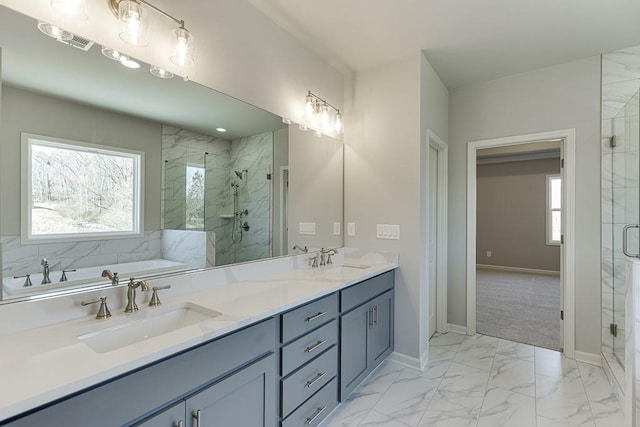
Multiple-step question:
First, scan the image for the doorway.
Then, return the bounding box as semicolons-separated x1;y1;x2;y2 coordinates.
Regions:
426;130;448;338
466;129;576;358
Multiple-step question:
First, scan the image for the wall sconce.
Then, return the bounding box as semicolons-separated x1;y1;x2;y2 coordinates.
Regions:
303;91;344;135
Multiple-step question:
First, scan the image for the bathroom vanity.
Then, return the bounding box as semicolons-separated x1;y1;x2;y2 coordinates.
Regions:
0;254;396;427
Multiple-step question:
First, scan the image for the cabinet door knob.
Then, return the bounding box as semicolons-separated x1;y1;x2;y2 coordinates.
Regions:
192;409;201;427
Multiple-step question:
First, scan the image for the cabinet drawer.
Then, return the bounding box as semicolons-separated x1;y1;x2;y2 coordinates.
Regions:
340;271;394;313
281;293;338;343
281;378;338;427
281;320;337;376
281;346;337;417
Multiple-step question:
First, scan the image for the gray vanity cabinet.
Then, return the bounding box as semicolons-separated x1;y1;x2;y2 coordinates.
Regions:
135;402;185;427
339;272;394;400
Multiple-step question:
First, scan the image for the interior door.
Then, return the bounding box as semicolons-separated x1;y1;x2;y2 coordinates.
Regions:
428;146;438;337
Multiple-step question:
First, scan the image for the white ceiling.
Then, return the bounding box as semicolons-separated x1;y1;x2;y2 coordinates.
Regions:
250;0;640;88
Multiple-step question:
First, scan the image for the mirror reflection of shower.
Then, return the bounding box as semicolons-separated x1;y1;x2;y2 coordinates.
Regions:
232;169;250;243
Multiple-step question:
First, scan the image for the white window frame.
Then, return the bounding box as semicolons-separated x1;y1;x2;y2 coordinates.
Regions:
546;174;561;246
21;133;144;244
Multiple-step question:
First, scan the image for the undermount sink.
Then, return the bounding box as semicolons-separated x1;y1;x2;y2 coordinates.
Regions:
76;302;222;353
322;264;371;274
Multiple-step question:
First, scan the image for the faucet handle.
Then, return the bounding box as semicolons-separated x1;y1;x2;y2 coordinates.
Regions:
60;269;77;282
327;253;334;265
13;274;33;287
308;255;319;268
149;285;171;307
41;258;48;266
81;297;111;319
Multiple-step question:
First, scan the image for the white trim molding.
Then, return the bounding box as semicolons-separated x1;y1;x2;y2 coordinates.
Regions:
466;129;576;360
447;323;468;335
574;351;602;367
388;350;429;371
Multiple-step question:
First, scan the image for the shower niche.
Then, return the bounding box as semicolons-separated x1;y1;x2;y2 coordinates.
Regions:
162;126;279;266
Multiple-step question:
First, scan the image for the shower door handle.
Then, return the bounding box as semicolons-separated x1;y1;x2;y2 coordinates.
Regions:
623;224;640;258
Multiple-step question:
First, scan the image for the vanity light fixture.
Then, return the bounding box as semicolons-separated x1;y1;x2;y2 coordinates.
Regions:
37;21;74;41
108;0;195;68
303;91;344;136
150;65;174;79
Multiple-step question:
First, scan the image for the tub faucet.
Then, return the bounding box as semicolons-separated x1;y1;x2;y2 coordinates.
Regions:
41;258;51;284
292;245;308;253
124;277;149;313
101;269;119;286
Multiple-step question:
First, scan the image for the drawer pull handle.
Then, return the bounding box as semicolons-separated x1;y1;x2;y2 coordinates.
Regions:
305;371;327;388
305;339;327;353
305;406;327;425
373;305;378;325
192;409;201;427
305;311;327;322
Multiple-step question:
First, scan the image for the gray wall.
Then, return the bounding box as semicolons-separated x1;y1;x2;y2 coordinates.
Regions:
476;158;561;271
0;85;162;234
344;52;449;364
449;56;601;355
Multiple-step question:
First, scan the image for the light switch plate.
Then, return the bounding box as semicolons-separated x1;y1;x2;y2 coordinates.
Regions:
299;222;316;235
376;224;400;240
333;222;341;236
347;222;356;236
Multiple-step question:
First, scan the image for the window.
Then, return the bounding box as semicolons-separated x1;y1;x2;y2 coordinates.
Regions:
546;175;562;245
21;134;143;243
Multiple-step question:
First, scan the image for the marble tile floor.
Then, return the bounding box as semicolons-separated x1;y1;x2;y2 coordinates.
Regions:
319;332;623;427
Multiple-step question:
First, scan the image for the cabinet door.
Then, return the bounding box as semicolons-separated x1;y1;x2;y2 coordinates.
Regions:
135;402;185;427
186;354;276;427
339;303;371;400
369;290;394;368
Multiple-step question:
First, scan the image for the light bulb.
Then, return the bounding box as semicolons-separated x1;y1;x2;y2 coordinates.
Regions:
334;111;344;134
51;0;86;19
118;0;148;47
305;93;315;118
37;21;73;41
320;103;330;127
171;26;194;67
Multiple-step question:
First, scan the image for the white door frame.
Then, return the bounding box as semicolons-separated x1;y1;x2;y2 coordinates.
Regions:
426;129;448;334
466;129;576;359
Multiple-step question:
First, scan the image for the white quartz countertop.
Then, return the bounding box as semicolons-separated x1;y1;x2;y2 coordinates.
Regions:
0;259;397;422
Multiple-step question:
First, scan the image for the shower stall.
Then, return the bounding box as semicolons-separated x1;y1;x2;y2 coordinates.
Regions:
601;47;640;392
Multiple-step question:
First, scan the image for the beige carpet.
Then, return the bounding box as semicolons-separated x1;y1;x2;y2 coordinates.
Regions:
476;268;562;351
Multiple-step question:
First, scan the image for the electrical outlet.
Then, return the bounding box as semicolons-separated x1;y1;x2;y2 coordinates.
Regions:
333;222;341;236
486;251;492;257
347;222;356;236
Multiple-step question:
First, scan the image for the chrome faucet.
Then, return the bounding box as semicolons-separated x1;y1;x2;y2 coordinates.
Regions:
101;269;119;286
319;248;339;266
292;245;309;253
41;258;51;284
124;277;149;313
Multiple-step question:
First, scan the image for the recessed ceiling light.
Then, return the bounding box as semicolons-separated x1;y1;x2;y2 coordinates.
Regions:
37;21;73;41
216;128;227;133
118;55;141;69
150;65;174;79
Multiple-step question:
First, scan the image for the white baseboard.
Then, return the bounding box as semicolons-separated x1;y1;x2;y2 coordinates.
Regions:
575;351;602;366
387;350;428;371
447;323;467;335
476;264;560;276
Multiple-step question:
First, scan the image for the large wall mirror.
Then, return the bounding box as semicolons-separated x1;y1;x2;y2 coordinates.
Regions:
0;5;344;301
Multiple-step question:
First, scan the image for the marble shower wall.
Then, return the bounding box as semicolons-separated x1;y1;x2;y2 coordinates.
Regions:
161;125;273;266
228;132;274;264
602;45;640;384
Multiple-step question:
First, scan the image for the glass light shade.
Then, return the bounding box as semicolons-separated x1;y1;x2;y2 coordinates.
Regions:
51;0;87;19
320;103;330;126
118;0;149;47
305;94;315;117
37;21;73;41
101;46;121;61
118;55;141;69
170;27;194;67
334;111;344;134
150;65;174;79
